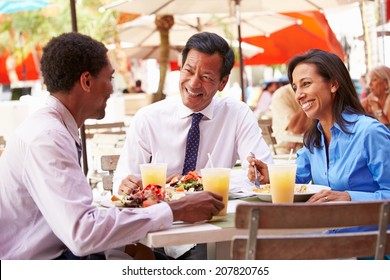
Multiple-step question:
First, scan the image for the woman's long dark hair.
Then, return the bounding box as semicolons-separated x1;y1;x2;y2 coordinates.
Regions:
287;49;370;153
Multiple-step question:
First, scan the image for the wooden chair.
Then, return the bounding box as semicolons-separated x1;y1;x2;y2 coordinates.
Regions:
84;122;127;139
232;201;390;260
88;134;125;187
0;136;5;156
0;136;5;145
258;119;277;155
100;155;120;193
123;93;153;116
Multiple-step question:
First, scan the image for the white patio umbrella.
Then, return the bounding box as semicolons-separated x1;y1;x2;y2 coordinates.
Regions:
117;13;298;46
114;38;263;62
101;0;361;100
107;41;183;61
124;45;182;61
110;36;263;64
101;0;361;15
114;12;298;99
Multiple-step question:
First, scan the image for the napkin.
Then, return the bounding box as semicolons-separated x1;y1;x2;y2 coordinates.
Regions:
104;247;133;260
92;182;112;202
164;244;196;259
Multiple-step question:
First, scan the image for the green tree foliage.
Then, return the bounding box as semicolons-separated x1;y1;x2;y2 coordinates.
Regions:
0;0;117;55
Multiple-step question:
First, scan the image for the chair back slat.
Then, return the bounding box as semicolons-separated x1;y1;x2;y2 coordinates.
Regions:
376;202;390;258
232;201;390;260
235;202;383;229
233;233;390;260
258;119;277;155
85;122;127;139
100;155;120;192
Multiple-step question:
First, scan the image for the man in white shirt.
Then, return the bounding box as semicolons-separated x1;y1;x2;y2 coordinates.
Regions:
0;32;224;260
115;32;273;194
114;32;273;259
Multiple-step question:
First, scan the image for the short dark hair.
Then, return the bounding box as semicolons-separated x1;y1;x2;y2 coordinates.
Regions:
287;49;369;152
181;32;234;79
40;32;108;93
135;80;142;87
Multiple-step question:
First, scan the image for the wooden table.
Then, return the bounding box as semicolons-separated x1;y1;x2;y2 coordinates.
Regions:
139;198;322;259
139;199;247;259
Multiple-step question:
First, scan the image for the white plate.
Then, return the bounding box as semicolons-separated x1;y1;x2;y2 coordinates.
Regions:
242;184;330;202
99;200;117;208
166;185;203;196
183;191;203;195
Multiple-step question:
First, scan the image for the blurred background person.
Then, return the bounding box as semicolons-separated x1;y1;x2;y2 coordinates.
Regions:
361;65;390;124
132;79;145;93
271;84;311;154
253;79;281;119
359;73;369;100
123;79;145;93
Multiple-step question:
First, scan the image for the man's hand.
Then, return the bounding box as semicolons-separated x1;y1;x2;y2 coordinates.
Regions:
166;173;182;184
118;175;142;195
168;191;224;223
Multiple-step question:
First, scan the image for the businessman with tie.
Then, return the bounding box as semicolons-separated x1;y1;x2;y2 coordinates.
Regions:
114;32;273;259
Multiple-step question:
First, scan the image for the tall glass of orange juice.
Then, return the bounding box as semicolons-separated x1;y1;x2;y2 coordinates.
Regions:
201;168;231;216
268;163;297;203
140;163;167;188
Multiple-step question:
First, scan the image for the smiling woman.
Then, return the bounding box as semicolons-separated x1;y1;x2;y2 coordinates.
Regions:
249;50;390;258
285;49;390;202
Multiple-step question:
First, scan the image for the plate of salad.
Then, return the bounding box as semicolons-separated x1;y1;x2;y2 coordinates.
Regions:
169;170;203;193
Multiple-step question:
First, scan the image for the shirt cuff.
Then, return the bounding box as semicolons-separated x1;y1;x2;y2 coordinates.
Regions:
348;191;377;201
140;201;174;231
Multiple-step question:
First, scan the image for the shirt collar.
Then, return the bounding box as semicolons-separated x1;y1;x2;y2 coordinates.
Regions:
177;96;218;120
316;111;359;135
46;95;81;145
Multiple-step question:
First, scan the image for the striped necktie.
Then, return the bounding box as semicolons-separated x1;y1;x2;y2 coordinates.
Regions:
76;141;82;167
182;113;203;175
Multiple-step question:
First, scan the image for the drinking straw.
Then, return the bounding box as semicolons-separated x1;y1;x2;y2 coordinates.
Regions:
288;148;294;163
153;152;158;163
207;153;214;168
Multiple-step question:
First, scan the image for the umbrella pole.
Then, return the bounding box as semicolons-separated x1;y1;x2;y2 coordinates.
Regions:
70;0;78;33
237;23;245;102
70;0;88;176
379;0;387;63
234;0;245;102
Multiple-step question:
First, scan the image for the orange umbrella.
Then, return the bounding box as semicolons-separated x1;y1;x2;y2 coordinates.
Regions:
243;10;345;65
0;52;10;84
0;51;40;84
15;52;40;81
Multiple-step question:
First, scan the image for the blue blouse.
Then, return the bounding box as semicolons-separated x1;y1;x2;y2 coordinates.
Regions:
296;113;390;201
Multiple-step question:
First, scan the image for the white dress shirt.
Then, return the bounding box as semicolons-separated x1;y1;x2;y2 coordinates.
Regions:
114;95;273;194
0;96;173;259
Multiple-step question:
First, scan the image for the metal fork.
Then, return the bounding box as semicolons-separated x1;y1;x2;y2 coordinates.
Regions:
250;152;261;188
